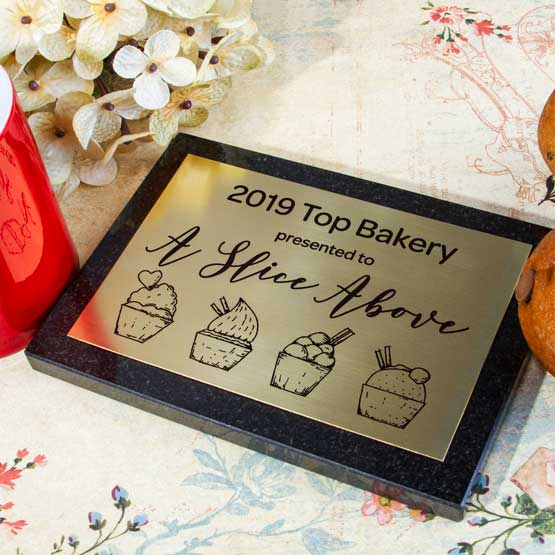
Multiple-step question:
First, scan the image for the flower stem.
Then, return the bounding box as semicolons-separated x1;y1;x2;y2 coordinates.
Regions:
77;508;126;555
120;118;130;137
95;77;109;97
466;501;526;522
471;520;529;554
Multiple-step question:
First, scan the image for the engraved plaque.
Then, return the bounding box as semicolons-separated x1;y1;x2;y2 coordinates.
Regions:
68;154;531;461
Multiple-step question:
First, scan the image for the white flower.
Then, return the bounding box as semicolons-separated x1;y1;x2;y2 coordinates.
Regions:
28;91;117;187
140;0;215;19
73;89;147;148
39;24;103;80
14;58;93;112
179;17;213;53
197;33;264;81
149;77;230;145
0;0;63;65
67;0;147;63
113;30;197;109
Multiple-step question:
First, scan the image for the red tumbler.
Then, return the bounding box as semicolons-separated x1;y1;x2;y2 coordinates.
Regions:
0;65;78;357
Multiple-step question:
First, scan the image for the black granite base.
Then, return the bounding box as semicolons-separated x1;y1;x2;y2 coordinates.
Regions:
26;135;548;521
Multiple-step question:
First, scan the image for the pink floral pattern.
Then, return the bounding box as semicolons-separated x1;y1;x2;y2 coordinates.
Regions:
360;492;433;525
0;448;47;535
407;4;551;206
421;2;512;55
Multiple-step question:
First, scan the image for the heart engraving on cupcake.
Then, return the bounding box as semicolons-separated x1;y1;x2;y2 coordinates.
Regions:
138;270;163;290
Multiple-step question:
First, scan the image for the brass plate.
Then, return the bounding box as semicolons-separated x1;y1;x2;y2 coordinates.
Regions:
69;155;531;461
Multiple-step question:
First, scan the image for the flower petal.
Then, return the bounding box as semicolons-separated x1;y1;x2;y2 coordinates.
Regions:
73;101;101;149
133;72;169;109
101;130;151;162
133;6;168;40
63;0;93;18
138;0;171;14
178;105;208;127
361;500;377;516
76;153;118;186
76;15;119;63
198;65;220;81
55;91;94;127
72;56;103;80
167;0;215;19
16;86;55;112
251;34;274;65
215;0;252;29
234;18;257;39
180;18;212;49
92;109;121;143
158;57;196;86
102;89;146;119
54;171;81;199
38;25;75;61
28;112;75;185
0;20;19;59
14;65;54;111
113;46;147;79
191;77;231;105
149;103;180;145
15;29;38;66
144;30;180;61
377;509;393;525
2;54;21;80
34;0;64;34
180;36;199;63
221;43;263;72
44;60;94;98
111;0;148;36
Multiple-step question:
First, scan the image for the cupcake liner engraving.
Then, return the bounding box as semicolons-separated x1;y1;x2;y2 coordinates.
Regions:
115;270;177;343
190;296;259;371
358;346;430;428
270;328;355;397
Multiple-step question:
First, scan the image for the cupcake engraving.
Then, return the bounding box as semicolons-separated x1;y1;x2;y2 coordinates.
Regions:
190;296;259;371
115;270;178;343
358;346;430;428
270;328;355;397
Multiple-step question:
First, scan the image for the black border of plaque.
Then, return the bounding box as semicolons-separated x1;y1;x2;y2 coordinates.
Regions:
26;135;548;521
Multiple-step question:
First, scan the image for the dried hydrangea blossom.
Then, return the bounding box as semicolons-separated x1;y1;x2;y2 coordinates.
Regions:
1;0;273;198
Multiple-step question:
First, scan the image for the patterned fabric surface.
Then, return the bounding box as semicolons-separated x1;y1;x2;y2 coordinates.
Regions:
2;2;555;554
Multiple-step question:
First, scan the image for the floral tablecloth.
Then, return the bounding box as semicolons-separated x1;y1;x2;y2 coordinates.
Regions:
3;2;555;554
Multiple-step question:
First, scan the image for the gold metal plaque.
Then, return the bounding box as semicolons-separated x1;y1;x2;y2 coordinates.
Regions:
69;155;531;461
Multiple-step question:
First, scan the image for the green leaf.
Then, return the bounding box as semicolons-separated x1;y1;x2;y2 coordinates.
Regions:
514;493;539;516
532;507;555;535
421;20;430;25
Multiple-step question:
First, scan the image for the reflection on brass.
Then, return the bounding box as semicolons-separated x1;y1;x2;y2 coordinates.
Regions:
69;155;531;461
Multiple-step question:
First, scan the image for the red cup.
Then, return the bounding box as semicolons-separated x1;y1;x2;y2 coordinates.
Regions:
0;65;78;357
